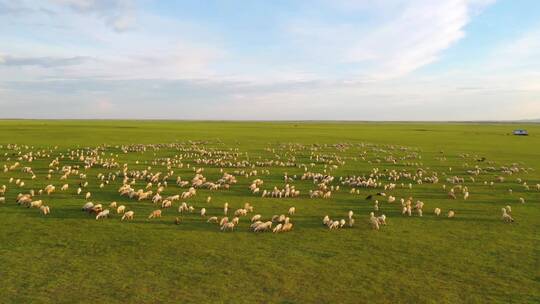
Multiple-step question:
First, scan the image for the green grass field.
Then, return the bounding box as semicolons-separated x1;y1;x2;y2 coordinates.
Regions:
0;120;538;303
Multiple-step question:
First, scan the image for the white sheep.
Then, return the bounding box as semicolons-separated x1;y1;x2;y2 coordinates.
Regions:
40;205;50;215
82;202;94;211
207;216;218;223
288;207;296;215
121;210;134;221
220;217;229;226
273;223;283;233
117;205;126;214
434;208;441;216
377;214;387;225
200;208;206;217
448;210;455;218
369;212;379;230
96;209;110;220
148;209;162;219
251;214;262;222
501;208;514;223
221;222;235;232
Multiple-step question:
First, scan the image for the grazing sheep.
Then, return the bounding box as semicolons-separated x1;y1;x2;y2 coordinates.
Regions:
519;197;525;204
369;212;380;230
434;208;441;216
29;200;43;208
207;216;218;223
220;217;229;226
273;223;283;233
501;208;514;223
148;210;162;219
505;205;512;213
377;214;387;225
281;222;293;232
40;205;50;215
117;205;126;214
221;222;235;232
339;219;346;228
161;200;172;208
200;208;206;217
329;221;340;230
85;192;91;200
109;201;117;208
348;210;354;219
288;206;296;215
96;209;110;220
254;221;272;232
323;215;330;226
121;210;134;221
251;214;262;222
447;210;455;218
232;217;240;225
82;202;94;211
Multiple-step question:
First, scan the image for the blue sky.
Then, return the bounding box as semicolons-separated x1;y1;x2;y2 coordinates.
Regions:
0;0;539;120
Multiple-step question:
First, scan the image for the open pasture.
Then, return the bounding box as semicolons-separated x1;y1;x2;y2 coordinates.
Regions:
0;121;539;303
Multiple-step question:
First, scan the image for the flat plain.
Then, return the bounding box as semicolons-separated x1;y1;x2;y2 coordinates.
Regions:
0;120;538;303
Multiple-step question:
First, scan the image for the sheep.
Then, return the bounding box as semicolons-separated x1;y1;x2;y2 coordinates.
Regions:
250;221;263;230
85;192;91;200
501;208;514;223
234;208;247;216
175;217;181;225
348;218;355;227
369;212;380;230
434;208;441;216
206;196;212;203
223;202;229;215
220;217;229;227
323;215;330;226
161;200;172;208
505;205;512;213
273;223;283;233
254;221;272;232
82;202;94;211
117;205;126;214
200;208;206;217
339;219;346;228
40;205;50;215
348;210;354;219
207;216;218;223
96;209;110;220
29;200;43;208
232;217;240;225
91;204;103;214
148;210;162;219
463;191;469;200
61;184;69;191
281;222;293;232
447;210;455;218
328;221;339;230
377;214;387;225
288;206;296;215
0;197;5;204
251;214;262;222
121;210;134;221
519;197;525;204
221;222;235;232
109;201;117;208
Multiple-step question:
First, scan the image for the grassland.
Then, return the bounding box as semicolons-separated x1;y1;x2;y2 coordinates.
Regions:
0;120;539;304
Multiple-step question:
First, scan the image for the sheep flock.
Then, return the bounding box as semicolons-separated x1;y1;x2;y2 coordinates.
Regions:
1;141;536;234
